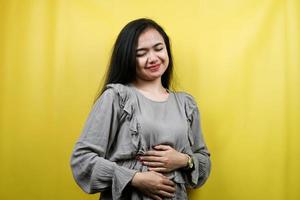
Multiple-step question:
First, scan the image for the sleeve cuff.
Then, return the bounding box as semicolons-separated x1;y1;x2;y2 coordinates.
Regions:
186;153;211;188
112;165;137;199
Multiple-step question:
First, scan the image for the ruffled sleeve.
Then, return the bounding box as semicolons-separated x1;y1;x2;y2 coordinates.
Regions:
70;84;137;199
182;93;211;188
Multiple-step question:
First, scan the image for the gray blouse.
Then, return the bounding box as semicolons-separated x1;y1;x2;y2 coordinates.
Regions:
70;83;211;200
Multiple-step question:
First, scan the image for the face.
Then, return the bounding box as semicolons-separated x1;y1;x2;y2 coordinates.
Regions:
135;28;169;83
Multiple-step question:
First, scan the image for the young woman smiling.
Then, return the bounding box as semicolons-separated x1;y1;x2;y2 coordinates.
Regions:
70;18;211;200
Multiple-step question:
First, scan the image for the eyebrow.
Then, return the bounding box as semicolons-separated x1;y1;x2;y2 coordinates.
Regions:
136;42;164;52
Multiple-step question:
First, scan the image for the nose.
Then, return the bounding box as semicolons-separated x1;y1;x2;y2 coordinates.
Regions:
147;51;158;64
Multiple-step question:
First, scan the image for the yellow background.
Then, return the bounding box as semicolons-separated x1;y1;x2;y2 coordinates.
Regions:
1;0;299;200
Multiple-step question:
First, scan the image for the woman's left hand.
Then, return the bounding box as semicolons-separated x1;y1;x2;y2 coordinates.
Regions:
139;145;188;173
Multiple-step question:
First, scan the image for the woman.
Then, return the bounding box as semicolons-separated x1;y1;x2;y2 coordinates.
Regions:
70;18;211;200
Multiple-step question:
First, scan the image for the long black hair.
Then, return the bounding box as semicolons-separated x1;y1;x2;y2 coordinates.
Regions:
95;18;174;100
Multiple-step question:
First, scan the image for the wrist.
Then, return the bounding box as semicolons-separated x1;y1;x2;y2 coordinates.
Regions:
131;172;141;187
180;153;190;168
183;154;194;170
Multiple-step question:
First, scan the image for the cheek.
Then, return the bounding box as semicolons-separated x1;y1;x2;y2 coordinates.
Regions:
160;51;169;64
136;57;146;70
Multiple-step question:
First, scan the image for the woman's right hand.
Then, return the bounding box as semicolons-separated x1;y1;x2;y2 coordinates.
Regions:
131;171;176;200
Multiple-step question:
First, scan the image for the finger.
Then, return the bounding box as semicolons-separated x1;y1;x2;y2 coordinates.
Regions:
143;161;164;167
151;171;165;177
140;156;162;162
144;150;163;157
159;184;176;193
162;178;175;187
148;194;162;200
148;167;169;173
154;145;171;151
157;190;175;198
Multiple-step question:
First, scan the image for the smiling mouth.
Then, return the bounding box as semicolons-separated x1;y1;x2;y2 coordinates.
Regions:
147;64;161;71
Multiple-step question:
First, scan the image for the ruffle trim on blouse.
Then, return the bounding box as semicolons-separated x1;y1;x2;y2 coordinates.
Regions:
173;92;200;184
180;92;210;187
106;83;144;156
179;92;198;147
182;93;198;123
106;83;134;118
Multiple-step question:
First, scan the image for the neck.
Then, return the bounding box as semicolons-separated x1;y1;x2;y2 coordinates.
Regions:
132;78;165;94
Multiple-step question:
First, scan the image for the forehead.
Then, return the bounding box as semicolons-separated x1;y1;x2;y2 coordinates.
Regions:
137;28;165;47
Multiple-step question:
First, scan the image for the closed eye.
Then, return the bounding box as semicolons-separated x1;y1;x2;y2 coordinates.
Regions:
154;43;164;51
136;51;146;57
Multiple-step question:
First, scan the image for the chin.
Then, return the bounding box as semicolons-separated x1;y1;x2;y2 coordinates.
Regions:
146;74;164;81
137;67;167;81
